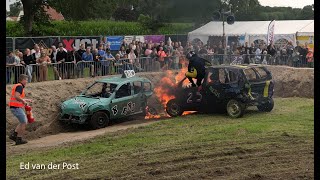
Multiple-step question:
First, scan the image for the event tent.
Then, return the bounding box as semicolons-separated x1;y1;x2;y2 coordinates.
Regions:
188;20;314;46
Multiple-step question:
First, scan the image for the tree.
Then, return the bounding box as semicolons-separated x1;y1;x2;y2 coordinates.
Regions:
8;1;22;17
300;5;314;19
113;7;138;21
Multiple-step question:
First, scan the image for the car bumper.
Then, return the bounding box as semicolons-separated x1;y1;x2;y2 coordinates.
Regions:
59;114;89;124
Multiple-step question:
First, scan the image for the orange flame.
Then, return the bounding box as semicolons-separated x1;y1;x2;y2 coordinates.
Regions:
145;57;195;119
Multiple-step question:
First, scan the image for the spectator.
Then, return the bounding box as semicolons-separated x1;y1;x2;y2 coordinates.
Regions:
31;44;41;82
128;48;136;65
300;45;308;65
6;51;15;84
280;48;287;65
21;49;36;83
118;45;126;58
79;46;93;77
145;44;153;57
92;48;101;76
172;49;180;70
12;50;24;84
306;49;313;68
36;50;51;81
101;48;115;76
255;45;262;64
261;51;268;65
157;47;167;68
267;42;277;64
77;44;86;58
56;44;68;79
68;47;81;78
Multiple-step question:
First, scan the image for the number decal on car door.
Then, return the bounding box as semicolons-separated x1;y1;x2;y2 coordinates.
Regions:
187;92;202;103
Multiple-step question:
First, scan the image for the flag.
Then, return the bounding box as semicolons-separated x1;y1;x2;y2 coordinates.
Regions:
267;20;275;45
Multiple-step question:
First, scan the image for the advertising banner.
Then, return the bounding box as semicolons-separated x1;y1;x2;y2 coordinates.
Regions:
134;36;145;43
267;20;275;45
144;35;165;44
60;36;100;51
14;37;60;52
106;36;124;50
297;36;314;49
124;36;134;46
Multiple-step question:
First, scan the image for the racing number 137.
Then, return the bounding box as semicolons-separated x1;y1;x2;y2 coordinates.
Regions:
187;92;202;103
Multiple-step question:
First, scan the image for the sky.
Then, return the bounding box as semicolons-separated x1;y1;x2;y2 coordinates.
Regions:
6;0;314;11
258;0;314;8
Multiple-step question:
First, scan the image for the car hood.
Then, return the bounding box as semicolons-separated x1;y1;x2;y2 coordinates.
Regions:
61;96;109;115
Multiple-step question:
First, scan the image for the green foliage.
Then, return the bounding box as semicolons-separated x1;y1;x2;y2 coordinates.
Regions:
6;21;193;37
6;98;314;179
8;1;22;17
113;7;138;21
137;14;165;33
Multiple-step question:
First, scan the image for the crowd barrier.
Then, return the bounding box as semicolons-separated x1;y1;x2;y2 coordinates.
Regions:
6;54;313;84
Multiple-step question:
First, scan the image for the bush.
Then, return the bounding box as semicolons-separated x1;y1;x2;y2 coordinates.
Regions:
6;20;193;37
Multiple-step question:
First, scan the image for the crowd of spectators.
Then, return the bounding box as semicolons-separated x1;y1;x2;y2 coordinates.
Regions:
6;38;314;84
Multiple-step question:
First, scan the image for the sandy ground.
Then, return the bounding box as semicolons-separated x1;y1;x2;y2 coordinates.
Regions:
5;66;314;153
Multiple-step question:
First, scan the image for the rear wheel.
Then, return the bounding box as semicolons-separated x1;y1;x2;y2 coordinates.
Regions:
257;98;274;112
226;99;245;118
166;99;184;117
89;111;109;129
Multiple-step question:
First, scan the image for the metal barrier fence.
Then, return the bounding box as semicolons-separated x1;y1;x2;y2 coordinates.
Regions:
6;54;313;84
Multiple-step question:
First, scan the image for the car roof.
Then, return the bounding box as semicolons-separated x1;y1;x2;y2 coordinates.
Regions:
96;75;150;85
207;64;265;70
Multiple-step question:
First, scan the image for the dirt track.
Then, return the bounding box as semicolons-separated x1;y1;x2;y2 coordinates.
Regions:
6;66;314;144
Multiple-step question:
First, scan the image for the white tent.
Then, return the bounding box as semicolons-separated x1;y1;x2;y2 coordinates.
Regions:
188;20;314;46
297;21;314;36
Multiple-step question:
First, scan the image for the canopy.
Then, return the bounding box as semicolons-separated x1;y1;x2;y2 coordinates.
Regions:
188;20;314;44
297;21;314;36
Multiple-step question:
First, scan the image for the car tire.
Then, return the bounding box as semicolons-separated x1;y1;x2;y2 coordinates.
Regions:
257;98;274;112
89;111;109;129
166;99;184;117
226;99;245;118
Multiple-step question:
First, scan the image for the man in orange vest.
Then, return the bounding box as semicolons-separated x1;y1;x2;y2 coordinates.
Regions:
9;74;32;145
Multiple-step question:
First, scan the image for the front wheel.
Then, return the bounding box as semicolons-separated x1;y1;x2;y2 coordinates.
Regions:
166;99;184;117
89;111;109;129
226;99;245;118
257;98;274;112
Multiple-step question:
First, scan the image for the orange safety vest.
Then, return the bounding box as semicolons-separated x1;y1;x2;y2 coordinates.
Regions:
9;83;25;108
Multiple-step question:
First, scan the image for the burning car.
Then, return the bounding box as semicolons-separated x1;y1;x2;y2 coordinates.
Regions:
166;64;274;118
60;70;153;129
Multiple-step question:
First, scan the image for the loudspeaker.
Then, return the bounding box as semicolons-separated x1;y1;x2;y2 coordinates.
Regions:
227;15;235;25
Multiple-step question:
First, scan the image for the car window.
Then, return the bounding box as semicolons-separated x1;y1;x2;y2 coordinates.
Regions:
253;67;268;79
133;81;142;94
227;70;238;83
83;82;117;98
143;82;151;92
244;68;258;81
207;69;219;84
116;83;131;98
219;69;226;84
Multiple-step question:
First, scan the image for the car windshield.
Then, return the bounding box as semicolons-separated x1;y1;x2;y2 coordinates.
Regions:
82;82;118;98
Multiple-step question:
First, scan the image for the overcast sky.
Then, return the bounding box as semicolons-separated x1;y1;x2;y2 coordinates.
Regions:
258;0;313;8
6;0;314;11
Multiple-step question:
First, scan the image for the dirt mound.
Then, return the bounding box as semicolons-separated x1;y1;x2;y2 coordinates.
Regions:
6;66;313;140
266;66;314;98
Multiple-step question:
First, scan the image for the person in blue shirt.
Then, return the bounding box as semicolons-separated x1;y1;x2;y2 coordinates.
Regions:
101;48;115;76
78;46;93;78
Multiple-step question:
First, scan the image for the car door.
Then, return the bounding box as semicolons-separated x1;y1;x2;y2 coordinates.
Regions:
131;81;146;114
109;83;134;119
203;68;228;105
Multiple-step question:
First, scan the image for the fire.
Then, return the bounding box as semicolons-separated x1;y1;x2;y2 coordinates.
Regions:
145;57;195;119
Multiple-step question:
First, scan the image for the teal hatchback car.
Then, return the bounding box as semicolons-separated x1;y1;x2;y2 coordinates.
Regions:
60;71;153;129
